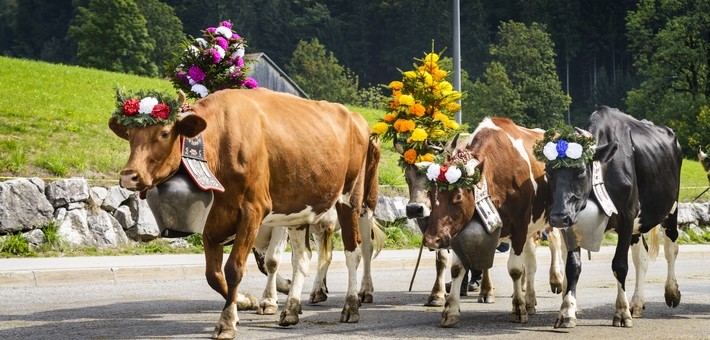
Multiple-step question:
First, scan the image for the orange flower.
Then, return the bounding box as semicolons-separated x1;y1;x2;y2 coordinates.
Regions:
388;100;399;109
383;113;396;123
393;89;402;98
403;149;418;164
389;81;404;91
447;102;461;112
393;119;415;132
409;103;425;117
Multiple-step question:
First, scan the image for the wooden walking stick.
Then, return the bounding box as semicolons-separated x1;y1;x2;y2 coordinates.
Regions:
408;241;425;292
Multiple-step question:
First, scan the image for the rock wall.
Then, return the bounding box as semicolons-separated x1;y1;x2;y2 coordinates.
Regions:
0;177;708;249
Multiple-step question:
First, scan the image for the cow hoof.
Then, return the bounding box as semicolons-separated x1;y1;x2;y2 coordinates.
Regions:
359;292;373;304
630;304;644;318
440;313;460;328
210;323;236;339
511;309;528;323
665;289;681;308
554;316;577;328
526;305;537;315
257;300;278;315
613;316;633;328
550;282;563;295
276;279;292;295
425;295;445;307
279;298;302;326
340;294;360;323
310;289;328;304
237;293;258;311
478;294;495;304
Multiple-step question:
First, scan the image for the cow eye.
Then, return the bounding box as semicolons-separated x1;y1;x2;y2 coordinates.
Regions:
452;190;464;203
160;130;170;139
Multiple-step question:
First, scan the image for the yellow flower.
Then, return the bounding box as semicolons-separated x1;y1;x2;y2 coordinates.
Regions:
372;122;388;135
434;69;447;80
411;128;428;142
445;120;460;130
433;113;449;122
389;81;403;91
430;129;445;138
383;113;397;123
447;102;461;112
423;72;434;86
419;153;435;162
409;103;425;117
394;119;415;132
425;53;439;63
403;149;418;164
399;94;415;106
403;71;417;79
439;81;453;92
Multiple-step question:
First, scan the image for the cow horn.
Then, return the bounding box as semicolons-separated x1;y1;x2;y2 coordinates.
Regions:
699;146;707;161
574;127;593;138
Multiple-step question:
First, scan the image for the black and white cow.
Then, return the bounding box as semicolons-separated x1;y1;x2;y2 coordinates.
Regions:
545;106;682;328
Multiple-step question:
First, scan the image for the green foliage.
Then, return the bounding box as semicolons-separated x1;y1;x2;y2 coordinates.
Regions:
186;234;203;248
0;140;27;173
480;21;570;128
287;38;359;104
466;62;525;126
137;0;185;76
40;220;68;253
69;0;159;77
0;232;34;257
626;0;710;158
382;219;422;249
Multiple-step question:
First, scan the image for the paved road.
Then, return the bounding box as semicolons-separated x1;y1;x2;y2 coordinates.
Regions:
0;245;708;339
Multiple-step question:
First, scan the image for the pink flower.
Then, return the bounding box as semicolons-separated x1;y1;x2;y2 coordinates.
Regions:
242;77;258;89
151;103;171;119
214;37;228;50
206;27;216;34
235;57;244;68
209;49;222;63
188;66;206;83
220;21;232;29
122;99;140;116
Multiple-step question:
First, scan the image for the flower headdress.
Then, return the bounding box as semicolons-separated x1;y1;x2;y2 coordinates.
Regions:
533;125;596;169
371;46;464;168
112;88;181;128
169;20;258;99
418;148;481;191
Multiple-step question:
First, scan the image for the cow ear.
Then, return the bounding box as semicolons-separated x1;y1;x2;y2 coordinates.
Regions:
593;142;618;163
175;112;207;138
108;117;129;140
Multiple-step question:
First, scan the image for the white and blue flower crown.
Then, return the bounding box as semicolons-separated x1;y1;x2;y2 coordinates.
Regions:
533;125;596;169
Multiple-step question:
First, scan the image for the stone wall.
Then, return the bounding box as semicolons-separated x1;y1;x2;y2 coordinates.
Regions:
0;177;708;249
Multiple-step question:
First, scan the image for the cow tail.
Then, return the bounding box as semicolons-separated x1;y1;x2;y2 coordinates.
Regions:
317;224;334;269
647;225;662;261
365;136;384;258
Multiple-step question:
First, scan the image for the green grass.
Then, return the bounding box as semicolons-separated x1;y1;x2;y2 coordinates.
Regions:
679;158;710;202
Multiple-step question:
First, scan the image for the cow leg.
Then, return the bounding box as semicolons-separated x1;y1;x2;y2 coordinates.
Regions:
358;211;375;303
612;226;633;328
555;246;581;328
629;235;648;317
508;244;528;323
477;268;495;303
336;199;364;323
310;222;334;304
279;226;312;326
523;238;538;316
547;227;565;294
441;254;465;327
257;226;289;315
662;229;681;308
425;249;449;307
209;224;260;340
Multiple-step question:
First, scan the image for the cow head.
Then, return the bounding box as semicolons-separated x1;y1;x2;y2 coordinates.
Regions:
698;147;710;183
420;144;482;249
109;112;207;192
547;137;618;229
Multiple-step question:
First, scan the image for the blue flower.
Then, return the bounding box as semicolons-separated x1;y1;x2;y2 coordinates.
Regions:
556;140;568;159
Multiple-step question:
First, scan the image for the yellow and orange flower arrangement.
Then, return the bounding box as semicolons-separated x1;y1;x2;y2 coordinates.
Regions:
372;51;463;168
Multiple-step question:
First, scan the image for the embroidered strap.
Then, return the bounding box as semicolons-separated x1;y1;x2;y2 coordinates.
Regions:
181;135;225;192
592;160;617;216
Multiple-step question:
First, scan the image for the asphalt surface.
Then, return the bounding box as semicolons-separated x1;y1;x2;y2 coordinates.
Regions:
1;244;709;287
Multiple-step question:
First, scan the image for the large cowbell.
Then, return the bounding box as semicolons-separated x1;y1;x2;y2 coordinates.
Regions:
146;167;214;238
450;214;502;270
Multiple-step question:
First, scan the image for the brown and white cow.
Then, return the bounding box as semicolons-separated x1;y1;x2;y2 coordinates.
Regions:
421;117;554;327
109;88;381;339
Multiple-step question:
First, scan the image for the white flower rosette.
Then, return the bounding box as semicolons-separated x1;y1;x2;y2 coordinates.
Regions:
215;26;233;39
444;166;462;184
138;97;159;114
426;163;441;181
543;142;558;161
565;143;583;159
191;84;209;98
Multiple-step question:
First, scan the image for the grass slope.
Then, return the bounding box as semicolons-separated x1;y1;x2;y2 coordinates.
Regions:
0;56;706;201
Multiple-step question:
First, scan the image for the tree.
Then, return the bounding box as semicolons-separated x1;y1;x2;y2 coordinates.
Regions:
473;21;570;128
10;0;75;63
466;61;525;126
626;0;710;156
136;0;184;76
68;0;158;77
286;38;358;103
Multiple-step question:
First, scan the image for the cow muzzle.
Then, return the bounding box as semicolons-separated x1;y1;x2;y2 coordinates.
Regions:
422;232;451;249
119;170;145;190
406;203;430;219
549;213;574;229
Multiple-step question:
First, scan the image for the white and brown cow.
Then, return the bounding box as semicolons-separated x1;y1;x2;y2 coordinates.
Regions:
546;106;682;328
110;88;381;339
421;117;554;327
